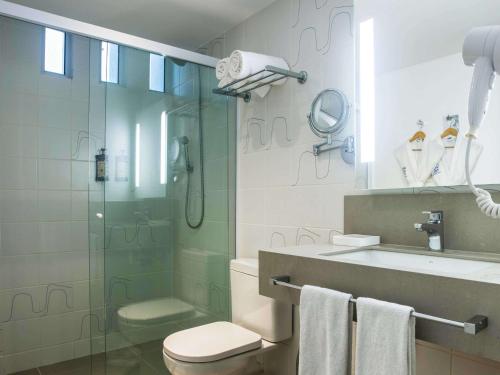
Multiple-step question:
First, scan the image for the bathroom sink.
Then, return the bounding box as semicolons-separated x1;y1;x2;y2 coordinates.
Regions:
320;249;495;276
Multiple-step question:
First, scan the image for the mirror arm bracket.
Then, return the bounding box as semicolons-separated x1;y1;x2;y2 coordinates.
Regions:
313;136;356;165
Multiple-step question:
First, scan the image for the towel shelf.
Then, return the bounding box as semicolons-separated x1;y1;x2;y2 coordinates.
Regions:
213;65;307;103
270;275;488;335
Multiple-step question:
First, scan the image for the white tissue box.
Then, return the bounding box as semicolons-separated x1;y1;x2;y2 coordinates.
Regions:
332;234;380;247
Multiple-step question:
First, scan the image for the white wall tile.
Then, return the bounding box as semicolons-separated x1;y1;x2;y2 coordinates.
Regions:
0;222;41;255
38;159;71;190
38;190;72;221
39;221;72;253
38;96;72;129
0;125;38;158
39;252;89;284
0;254;40;290
0;157;37;189
3;318;42;354
71;221;89;252
71;191;88;220
0;189;38;222
72;161;89;190
0;92;38;125
38;128;72;160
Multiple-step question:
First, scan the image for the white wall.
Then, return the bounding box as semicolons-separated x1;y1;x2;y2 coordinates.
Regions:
203;0;358;260
0;16;94;373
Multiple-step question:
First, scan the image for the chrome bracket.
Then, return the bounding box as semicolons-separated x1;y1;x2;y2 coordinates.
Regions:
464;315;488;335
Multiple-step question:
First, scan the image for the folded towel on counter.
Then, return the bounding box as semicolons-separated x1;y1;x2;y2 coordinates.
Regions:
228;50;289;98
355;297;416;375
216;57;232;88
299;285;352;375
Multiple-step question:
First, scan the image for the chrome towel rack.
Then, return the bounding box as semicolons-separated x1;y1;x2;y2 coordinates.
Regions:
213;65;307;103
270;275;488;335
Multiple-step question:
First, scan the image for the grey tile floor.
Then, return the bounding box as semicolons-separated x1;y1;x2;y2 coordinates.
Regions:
11;340;169;375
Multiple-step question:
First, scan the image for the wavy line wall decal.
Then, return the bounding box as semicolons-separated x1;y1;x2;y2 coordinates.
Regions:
292;0;332;28
291;6;353;67
293;149;333;186
1;283;73;323
242;116;293;152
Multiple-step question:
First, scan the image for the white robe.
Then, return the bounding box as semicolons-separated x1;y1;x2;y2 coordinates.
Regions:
394;140;444;187
431;136;483;186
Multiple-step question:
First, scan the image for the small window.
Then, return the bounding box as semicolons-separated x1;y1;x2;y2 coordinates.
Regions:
101;41;119;83
149;53;165;92
44;28;66;75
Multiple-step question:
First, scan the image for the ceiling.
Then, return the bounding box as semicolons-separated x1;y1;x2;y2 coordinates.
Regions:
6;0;276;50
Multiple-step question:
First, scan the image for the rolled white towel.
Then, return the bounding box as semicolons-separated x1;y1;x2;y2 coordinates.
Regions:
215;57;229;80
229;50;289;97
216;57;233;88
218;75;232;89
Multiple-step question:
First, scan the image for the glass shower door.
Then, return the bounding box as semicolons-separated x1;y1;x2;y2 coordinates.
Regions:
89;42;236;374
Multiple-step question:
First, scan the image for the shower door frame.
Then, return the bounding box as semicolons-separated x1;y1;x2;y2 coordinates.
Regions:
0;0;218;68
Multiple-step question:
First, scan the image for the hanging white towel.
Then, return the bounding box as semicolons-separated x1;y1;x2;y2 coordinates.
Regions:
431;136;483;186
355;297;416;375
394;140;444;187
229;50;289;98
299;285;352;375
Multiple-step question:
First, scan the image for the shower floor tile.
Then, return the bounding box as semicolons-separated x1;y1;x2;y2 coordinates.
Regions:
13;342;170;375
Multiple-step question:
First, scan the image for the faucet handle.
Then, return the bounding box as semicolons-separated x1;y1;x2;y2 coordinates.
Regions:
422;210;443;223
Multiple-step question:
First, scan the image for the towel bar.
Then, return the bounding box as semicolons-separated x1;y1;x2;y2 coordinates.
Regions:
270;275;488;335
213;65;307;103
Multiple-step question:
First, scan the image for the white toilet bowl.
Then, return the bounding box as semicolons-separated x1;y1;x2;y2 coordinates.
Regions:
162;322;276;375
162;259;292;375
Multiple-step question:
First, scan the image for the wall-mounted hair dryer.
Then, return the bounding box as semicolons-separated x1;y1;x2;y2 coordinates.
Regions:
463;26;500;217
463;26;500;136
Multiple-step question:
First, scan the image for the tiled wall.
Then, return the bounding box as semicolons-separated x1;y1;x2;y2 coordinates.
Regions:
201;0;358;260
0;17;93;374
201;0;500;374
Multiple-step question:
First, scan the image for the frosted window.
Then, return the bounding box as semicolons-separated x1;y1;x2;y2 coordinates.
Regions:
149;53;165;92
44;28;66;75
101;41;119;83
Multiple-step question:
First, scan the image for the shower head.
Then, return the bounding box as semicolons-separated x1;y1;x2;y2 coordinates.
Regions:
179;136;190;145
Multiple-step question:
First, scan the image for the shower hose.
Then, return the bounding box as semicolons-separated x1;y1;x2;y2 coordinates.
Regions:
185;66;205;229
465;135;500;217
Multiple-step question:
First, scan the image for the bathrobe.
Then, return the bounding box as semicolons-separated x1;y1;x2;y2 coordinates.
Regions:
394;140;444;187
431;136;483;186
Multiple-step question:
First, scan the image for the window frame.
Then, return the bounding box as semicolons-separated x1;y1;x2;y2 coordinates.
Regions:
148;53;166;93
42;27;72;78
100;41;120;84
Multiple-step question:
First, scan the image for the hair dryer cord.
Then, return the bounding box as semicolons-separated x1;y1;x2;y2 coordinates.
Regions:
465;136;500;218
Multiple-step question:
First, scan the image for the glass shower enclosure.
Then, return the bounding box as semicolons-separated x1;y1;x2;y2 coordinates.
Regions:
89;44;236;374
0;11;235;375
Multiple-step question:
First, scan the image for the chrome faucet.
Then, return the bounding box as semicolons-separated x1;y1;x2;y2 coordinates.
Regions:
414;210;444;251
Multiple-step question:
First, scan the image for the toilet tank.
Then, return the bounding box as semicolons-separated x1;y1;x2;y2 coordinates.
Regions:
230;258;292;342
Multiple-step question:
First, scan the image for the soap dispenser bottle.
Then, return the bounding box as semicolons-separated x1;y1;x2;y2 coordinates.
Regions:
95;148;108;182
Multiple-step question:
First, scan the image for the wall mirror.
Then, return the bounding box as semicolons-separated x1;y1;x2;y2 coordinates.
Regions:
308;89;354;163
355;0;500;191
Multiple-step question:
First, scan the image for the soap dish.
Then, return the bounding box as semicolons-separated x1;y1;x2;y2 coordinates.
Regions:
332;234;380;247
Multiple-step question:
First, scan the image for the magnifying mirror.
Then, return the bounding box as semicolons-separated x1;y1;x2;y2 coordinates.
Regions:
307;89;354;164
308;89;349;137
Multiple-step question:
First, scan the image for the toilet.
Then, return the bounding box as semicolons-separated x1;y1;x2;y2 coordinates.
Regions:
118;297;199;344
162;258;292;375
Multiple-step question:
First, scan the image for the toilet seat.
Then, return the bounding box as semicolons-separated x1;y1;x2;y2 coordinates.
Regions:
118;297;195;326
163;322;262;363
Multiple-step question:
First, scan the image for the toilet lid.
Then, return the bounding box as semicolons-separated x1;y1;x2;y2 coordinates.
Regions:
118;298;195;325
163;321;262;363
